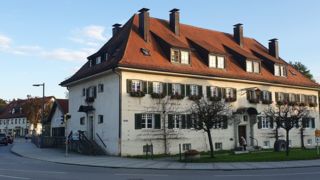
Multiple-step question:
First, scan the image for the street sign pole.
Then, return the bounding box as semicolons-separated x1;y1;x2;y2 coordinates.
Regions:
315;130;320;156
65;115;68;157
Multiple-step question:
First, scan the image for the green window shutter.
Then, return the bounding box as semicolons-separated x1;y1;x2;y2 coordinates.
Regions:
206;86;211;98
247;90;251;101
168;114;173;129
186;114;192;129
269;92;273;102
269;117;274;129
222;88;226;98
181;115;186;129
218;87;222;98
142;81;147;93
135;114;142;129
181;84;185;97
233;88;237;101
186;84;190;97
198;85;203;97
222;116;228;129
167;83;172;96
275;92;279;102
93;86;97;98
302;118;307;128
154;114;161;129
257;116;262;129
127;79;132;93
312;118;315;128
163;83;167;95
86;88;89;98
148;81;153;94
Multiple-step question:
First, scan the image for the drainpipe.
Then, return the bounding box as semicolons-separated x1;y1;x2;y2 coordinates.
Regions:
113;68;122;156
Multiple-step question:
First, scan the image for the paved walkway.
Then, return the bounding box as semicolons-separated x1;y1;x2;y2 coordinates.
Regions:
10;140;320;170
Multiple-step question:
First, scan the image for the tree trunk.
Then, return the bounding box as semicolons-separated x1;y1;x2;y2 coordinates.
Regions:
286;130;290;156
275;127;279;141
206;129;214;158
163;115;168;155
300;128;305;149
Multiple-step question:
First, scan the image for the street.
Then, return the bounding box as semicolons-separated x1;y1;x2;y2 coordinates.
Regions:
1;144;320;180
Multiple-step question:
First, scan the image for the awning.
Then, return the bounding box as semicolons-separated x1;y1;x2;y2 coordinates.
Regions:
235;107;258;115
78;105;95;113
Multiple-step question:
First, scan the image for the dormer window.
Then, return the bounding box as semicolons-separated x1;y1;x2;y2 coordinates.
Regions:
105;53;109;61
96;56;101;64
274;64;287;77
208;54;225;69
170;48;190;64
246;60;260;73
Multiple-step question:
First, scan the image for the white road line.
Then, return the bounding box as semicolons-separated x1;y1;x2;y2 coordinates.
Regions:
215;171;320;177
114;173;169;177
0;168;66;174
0;174;30;180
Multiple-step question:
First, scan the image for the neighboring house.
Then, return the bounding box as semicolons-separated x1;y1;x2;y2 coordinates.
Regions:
0;99;29;137
44;98;68;137
60;8;320;156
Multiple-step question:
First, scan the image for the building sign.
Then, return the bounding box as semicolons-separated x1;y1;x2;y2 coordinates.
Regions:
315;129;320;137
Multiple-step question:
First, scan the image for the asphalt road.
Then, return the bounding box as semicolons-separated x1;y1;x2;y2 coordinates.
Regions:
1;144;320;180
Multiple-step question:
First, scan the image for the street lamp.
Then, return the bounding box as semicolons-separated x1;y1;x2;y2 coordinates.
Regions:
32;83;45;135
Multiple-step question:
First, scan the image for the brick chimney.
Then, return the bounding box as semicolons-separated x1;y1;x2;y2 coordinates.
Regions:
112;23;122;36
233;23;243;47
169;8;180;36
269;38;279;59
138;8;150;42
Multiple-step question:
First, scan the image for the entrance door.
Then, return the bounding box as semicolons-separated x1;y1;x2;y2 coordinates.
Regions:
238;125;247;144
88;115;94;140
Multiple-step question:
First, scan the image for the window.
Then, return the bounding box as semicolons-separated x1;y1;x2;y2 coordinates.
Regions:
170;49;190;64
135;114;161;129
274;64;286;77
183;143;191;151
98;84;104;93
307;139;312;145
172;83;181;95
225;88;235;99
190;85;199;96
131;80;142;92
209;55;225;69
261;91;272;104
105;53;109;61
96;56;101;64
303;118;315;128
168;114;181;129
98;115;103;124
82;88;86;96
263;141;270;148
11;120;13;124
171;49;180;63
210;86;220;97
247;90;259;103
261;116;272;129
289;140;292;147
180;50;189;64
217;56;225;69
80;117;85;125
215;142;223;150
15;119;17;124
246;60;260;73
152;82;163;94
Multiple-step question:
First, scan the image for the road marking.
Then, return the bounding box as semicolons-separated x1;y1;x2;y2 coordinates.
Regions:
215;171;320;177
114;173;169;177
0;168;66;174
0;174;30;180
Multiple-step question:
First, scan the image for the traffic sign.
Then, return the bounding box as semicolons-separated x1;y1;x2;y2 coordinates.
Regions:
316;137;320;143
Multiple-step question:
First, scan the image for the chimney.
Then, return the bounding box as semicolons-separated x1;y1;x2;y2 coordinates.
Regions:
138;8;150;42
169;8;180;36
269;38;279;59
112;23;122;36
233;23;243;47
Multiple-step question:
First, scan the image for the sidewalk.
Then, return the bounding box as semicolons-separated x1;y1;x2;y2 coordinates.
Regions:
10;141;320;170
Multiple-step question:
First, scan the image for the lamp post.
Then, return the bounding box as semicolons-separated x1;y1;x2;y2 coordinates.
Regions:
32;83;45;136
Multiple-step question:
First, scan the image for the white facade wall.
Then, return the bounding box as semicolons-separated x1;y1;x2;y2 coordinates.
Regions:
0;117;28;136
67;72;120;155
120;71;320;156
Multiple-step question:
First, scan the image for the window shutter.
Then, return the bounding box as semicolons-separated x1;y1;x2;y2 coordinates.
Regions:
296;94;300;103
168;114;173;129
275;92;279;102
154;114;161;129
222;88;226;98
206;86;211;98
257;116;262;129
127;79;132;93
218;87;222;98
284;93;289;102
269;117;274;129
181;84;185;97
167;83;172;96
302;118;307;128
198;85;203;97
148;82;153;94
247;90;251;101
186;114;192;129
181;115;186;129
232;88;237;100
135;114;142;129
142;81;147;93
93;86;97;98
163;83;167;95
186;84;190;96
312;118;315;128
86;88;89;98
269;92;273;102
222;116;228;129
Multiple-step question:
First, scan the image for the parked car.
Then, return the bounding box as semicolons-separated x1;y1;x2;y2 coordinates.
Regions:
0;133;8;146
6;135;13;144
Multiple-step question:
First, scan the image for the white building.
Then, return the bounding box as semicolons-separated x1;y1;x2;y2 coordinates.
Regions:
60;8;320;156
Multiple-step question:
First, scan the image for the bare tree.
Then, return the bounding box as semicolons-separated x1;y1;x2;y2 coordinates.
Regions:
189;99;233;158
265;104;309;156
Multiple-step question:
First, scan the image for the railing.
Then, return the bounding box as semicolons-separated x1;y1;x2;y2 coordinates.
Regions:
96;133;107;148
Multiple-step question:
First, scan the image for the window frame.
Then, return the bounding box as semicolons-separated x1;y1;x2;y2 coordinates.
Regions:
261;116;271;129
170;48;190;65
131;80;142;92
190;84;199;96
274;64;287;77
80;117;85;125
246;60;260;73
180;50;190;64
98;115;104;124
141;114;154;129
98;84;104;93
172;83;182;95
96;56;101;64
208;54;225;69
152;82;163;94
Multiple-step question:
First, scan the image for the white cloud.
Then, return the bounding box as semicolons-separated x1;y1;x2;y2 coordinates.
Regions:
42;48;92;62
70;25;110;47
0;34;12;49
11;45;43;55
82;25;107;41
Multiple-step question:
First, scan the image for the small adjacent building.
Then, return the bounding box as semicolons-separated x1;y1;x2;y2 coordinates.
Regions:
60;8;320;156
44;99;68;137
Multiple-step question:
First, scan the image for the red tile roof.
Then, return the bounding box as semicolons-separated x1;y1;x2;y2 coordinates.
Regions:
56;99;68;114
60;13;320;90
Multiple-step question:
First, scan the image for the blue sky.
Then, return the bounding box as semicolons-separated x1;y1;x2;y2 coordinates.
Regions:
1;0;319;101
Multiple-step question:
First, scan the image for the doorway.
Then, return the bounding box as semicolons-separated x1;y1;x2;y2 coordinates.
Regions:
88;115;94;140
238;125;247;144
